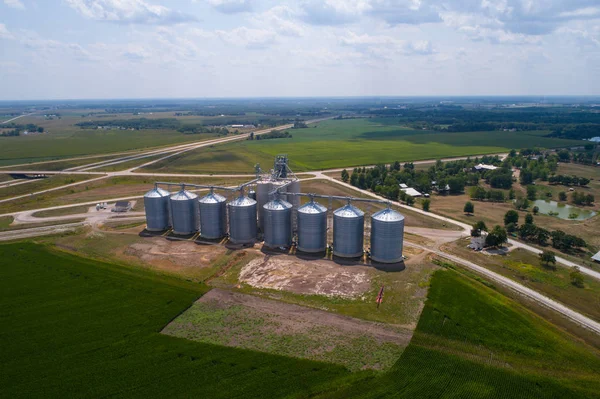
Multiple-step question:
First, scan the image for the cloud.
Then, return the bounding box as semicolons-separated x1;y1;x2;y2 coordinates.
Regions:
0;23;13;39
16;30;100;62
300;0;371;25
366;0;441;25
65;0;197;25
339;31;436;58
251;6;305;37
207;0;252;14
217;26;277;49
4;0;25;10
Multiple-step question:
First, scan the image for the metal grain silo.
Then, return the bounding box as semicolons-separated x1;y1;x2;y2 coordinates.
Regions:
263;198;293;248
271;180;288;202
228;195;257;244
143;185;171;231
287;180;301;209
248;190;257;201
256;180;272;230
198;190;227;239
370;207;405;263
169;187;199;235
333;203;364;258
297;199;327;253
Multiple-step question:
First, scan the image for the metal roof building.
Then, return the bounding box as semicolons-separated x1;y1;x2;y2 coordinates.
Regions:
592;251;600;263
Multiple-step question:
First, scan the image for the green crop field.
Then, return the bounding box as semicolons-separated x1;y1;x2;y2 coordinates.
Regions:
0;243;355;398
141;119;585;174
2;243;600;398
325;268;600;398
0;113;217;167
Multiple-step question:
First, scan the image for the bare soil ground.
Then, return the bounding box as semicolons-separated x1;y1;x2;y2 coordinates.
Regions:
239;254;371;298
122;237;225;269
162;288;412;371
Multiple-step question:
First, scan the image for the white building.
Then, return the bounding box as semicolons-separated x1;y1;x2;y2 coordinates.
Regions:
401;187;422;197
474;164;498;171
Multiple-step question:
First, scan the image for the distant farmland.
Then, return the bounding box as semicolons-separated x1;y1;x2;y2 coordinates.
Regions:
142;118;585;174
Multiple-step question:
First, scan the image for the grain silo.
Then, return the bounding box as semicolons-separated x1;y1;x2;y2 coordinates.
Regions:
198;190;227;239
256;180;272;230
169;187;199;235
271;180;288;202
370;207;404;263
287;180;301;209
228;195;257;244
248;189;257;201
143;185;171;231
296;199;327;253
263;198;293;248
333;203;364;258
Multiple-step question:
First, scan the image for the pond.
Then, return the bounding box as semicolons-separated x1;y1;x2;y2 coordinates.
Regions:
532;200;597;221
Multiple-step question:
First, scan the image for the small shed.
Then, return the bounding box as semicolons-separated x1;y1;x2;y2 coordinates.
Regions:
112;201;132;213
592;251;600;263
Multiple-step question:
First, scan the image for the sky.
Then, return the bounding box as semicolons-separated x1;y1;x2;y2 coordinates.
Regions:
0;0;599;100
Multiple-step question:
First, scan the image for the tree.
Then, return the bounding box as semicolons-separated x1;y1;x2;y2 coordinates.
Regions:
514;197;530;210
358;173;366;189
526;185;537;201
532;206;539;215
471;220;488;237
539;250;556;268
558;191;567;201
485;225;508;248
463;201;474;215
341;169;349;183
525;213;534;225
508;188;516;200
506;222;517;233
447;177;465;194
504;210;519;226
350;172;358;187
570;267;585;288
422;199;431;212
405;196;415;206
520;170;534;185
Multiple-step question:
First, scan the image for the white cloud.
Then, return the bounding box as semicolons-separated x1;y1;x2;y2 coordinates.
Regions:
0;23;14;40
252;6;305;37
65;0;197;25
207;0;252;14
339;31;436;58
300;0;371;25
3;0;25;10
217;26;277;49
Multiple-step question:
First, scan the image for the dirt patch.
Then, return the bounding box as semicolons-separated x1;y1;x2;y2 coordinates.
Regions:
121;237;227;271
239;254;371;298
162;288;412;371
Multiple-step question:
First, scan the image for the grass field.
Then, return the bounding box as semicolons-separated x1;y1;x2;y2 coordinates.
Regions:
141;119;585;174
3;243;600;398
0;176;250;214
323;268;600;398
0;174;97;201
0;113;217;166
0;217;85;231
445;244;600;322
